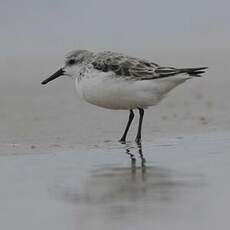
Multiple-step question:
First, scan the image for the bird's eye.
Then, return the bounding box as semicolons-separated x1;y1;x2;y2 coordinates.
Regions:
67;59;76;65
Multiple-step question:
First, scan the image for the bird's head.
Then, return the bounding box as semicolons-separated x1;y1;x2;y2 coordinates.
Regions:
41;50;94;85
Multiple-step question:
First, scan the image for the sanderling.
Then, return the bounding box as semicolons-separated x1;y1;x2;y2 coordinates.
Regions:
41;50;207;143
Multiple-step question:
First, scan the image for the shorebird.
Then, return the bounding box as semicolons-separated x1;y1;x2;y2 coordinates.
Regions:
41;50;207;143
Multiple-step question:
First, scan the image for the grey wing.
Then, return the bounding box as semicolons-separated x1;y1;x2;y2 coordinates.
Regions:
91;51;160;80
91;51;207;80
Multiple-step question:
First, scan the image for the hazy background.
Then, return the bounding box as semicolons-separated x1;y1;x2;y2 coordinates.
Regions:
1;2;230;229
1;0;230;144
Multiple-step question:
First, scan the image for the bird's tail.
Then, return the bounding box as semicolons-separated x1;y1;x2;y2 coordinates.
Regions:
155;67;208;79
177;67;208;77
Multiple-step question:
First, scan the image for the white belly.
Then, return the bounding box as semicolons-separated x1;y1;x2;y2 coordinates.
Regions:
75;71;190;110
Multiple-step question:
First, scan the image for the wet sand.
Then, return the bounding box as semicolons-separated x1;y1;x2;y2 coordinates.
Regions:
1;132;230;230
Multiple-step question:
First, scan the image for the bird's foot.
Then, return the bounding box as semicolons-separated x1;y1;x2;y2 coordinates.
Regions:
119;137;127;144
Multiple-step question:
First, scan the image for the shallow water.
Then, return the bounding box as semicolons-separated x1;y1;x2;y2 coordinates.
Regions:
1;133;230;230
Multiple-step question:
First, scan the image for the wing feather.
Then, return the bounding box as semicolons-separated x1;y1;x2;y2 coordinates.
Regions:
91;51;207;80
92;51;159;80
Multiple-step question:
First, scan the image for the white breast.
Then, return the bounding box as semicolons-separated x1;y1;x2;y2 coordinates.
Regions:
75;69;190;110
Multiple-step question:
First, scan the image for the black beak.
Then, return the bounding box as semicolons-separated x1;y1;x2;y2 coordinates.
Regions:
41;68;64;85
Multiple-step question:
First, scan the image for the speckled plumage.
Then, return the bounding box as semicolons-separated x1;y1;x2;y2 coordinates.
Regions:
64;50;207;81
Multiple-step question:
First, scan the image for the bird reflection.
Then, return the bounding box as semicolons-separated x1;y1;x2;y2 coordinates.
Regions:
59;143;203;208
123;142;146;177
55;142;204;224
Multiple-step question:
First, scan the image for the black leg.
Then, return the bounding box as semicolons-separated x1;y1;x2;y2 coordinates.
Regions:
119;110;134;143
135;108;144;143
